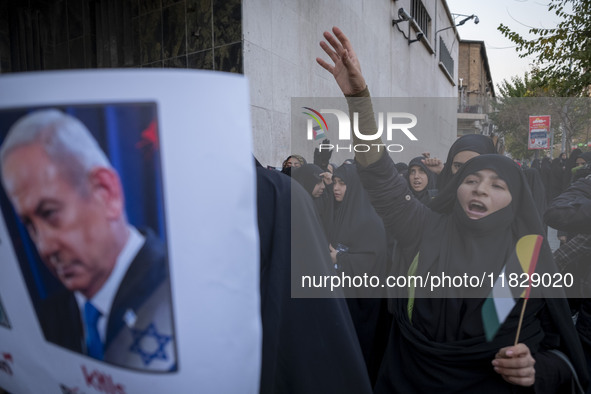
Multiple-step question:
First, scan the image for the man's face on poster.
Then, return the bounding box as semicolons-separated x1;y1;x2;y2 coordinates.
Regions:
1;143;117;297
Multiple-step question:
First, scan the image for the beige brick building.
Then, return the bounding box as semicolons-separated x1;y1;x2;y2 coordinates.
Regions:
457;40;496;138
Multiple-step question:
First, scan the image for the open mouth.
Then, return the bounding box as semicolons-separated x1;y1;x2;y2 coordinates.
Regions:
467;201;488;217
469;202;486;212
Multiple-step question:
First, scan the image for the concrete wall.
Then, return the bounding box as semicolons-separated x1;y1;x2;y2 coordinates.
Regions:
243;0;460;167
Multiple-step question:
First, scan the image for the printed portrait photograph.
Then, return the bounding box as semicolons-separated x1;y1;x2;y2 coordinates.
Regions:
0;103;177;372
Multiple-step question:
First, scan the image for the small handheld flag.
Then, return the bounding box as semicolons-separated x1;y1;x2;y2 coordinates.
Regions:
513;235;543;345
481;235;544;342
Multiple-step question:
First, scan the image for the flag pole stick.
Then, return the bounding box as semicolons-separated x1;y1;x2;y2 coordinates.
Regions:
514;298;528;346
514;235;543;345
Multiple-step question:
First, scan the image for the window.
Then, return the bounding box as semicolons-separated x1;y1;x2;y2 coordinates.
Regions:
439;37;454;79
411;0;431;38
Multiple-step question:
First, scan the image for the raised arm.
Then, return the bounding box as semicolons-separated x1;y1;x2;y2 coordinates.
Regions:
316;27;366;96
317;27;382;168
317;27;428;249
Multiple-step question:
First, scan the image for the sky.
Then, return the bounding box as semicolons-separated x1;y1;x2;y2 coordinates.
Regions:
446;0;564;92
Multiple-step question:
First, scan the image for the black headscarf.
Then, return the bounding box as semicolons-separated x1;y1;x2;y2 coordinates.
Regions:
436;134;496;190
406;156;437;205
291;164;323;196
523;167;547;219
281;154;306;176
421;154;539;303
566;148;582;167
376;154;587;393
330;164;390;384
292;164;334;241
330;164;388;283
281;154;306;169
540;157;553;201
255;163;373;394
570;153;591;183
394;162;408;178
550;156;566;198
580;151;591;164
564;149;583;189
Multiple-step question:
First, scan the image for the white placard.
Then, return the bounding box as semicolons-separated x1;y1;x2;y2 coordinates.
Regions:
0;70;260;394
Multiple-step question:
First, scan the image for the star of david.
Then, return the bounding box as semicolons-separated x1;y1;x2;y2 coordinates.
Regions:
128;322;172;366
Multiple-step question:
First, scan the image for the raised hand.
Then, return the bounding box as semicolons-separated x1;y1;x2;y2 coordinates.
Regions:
422;157;444;175
316;27;366;96
313;138;333;171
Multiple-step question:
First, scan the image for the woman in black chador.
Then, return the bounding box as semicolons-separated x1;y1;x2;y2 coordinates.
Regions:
329;164;388;278
436;133;497;190
370;154;586;393
329;163;390;386
317;26;588;393
406;156;438;205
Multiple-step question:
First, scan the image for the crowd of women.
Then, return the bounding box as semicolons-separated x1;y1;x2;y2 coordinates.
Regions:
257;27;591;393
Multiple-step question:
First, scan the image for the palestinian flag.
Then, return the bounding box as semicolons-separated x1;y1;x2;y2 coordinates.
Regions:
481;234;543;341
302;107;328;140
313;125;326;141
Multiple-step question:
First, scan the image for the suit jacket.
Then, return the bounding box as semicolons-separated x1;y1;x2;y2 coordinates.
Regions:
39;228;176;371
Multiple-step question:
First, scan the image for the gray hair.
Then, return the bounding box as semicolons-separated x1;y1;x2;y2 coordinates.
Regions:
0;109;112;191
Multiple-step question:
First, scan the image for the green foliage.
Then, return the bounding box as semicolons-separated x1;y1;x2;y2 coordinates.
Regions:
504;132;533;160
492;73;548;159
498;0;591;96
497;72;545;98
491;73;591;159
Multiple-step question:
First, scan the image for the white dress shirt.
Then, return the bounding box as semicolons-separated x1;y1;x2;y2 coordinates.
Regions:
75;226;145;343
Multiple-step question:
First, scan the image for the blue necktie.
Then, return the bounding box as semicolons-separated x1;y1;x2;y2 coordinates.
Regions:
84;301;104;360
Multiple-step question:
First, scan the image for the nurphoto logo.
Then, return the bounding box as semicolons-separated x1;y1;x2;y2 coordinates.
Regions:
303;107;418;153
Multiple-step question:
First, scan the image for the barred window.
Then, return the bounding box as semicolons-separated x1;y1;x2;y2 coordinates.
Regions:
411;0;431;38
439;37;454;78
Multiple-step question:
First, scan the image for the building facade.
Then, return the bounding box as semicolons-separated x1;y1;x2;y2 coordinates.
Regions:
244;0;460;166
0;0;460;167
457;40;496;137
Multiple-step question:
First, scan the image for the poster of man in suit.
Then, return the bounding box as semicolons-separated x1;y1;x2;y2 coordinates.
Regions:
0;104;176;372
0;71;261;394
